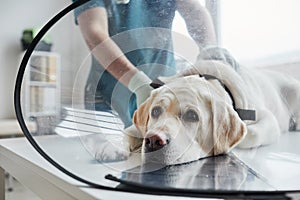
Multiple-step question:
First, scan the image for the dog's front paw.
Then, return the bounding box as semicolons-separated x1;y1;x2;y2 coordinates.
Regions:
94;141;130;162
81;134;130;162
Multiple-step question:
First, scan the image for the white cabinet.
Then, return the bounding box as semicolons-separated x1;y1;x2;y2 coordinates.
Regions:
23;51;61;122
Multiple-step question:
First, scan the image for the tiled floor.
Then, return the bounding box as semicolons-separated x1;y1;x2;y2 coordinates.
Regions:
5;175;40;200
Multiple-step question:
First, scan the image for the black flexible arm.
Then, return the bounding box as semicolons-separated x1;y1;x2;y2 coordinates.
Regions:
14;0;116;190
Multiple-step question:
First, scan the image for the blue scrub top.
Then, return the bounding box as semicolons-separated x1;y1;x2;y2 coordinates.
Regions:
73;0;177;127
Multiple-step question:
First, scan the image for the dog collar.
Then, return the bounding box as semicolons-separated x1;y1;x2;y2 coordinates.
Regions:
150;75;256;121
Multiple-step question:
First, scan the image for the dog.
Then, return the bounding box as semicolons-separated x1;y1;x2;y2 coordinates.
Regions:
88;60;300;165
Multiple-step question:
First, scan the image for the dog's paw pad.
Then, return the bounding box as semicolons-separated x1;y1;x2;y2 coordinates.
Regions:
94;142;130;162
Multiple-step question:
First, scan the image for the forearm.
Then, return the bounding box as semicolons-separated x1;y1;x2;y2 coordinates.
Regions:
91;39;152;106
91;38;138;86
77;7;138;86
176;0;217;46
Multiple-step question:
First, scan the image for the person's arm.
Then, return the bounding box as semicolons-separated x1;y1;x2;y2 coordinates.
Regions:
176;0;217;46
77;7;153;106
77;7;138;85
176;1;239;68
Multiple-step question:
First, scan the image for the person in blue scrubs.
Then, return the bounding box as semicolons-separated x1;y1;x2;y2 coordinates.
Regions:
72;0;217;127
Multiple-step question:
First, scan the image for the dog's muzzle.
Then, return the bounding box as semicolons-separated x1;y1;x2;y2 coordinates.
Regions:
144;133;170;152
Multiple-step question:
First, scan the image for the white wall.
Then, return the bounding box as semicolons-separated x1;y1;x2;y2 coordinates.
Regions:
221;0;300;64
0;0;89;119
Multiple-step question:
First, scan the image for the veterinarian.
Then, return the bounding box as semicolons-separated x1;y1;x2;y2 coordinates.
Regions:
72;0;217;127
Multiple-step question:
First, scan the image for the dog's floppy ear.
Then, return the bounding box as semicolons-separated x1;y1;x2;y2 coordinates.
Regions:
211;100;247;155
133;95;154;135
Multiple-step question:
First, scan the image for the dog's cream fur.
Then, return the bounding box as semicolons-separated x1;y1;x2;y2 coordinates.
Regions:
93;60;300;165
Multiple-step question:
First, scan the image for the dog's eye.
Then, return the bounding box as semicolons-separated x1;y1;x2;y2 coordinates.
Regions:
182;110;199;122
151;106;163;119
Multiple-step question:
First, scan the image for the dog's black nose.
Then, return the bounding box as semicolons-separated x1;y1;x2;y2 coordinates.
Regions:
144;134;169;152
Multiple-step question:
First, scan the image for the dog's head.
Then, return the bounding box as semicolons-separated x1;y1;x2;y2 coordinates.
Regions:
133;74;247;165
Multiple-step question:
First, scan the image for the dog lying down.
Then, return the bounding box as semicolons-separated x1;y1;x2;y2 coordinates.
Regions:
86;60;300;165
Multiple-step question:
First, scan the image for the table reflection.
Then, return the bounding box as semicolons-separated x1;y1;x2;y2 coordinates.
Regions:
118;154;273;191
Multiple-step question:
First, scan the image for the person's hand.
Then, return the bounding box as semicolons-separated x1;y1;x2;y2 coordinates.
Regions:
197;45;240;70
128;71;153;107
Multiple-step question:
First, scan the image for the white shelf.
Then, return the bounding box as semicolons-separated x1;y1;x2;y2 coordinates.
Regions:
29;81;57;87
28;112;57;117
23;51;61;119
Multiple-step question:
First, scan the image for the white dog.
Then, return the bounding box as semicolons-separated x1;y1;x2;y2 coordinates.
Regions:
90;60;300;165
